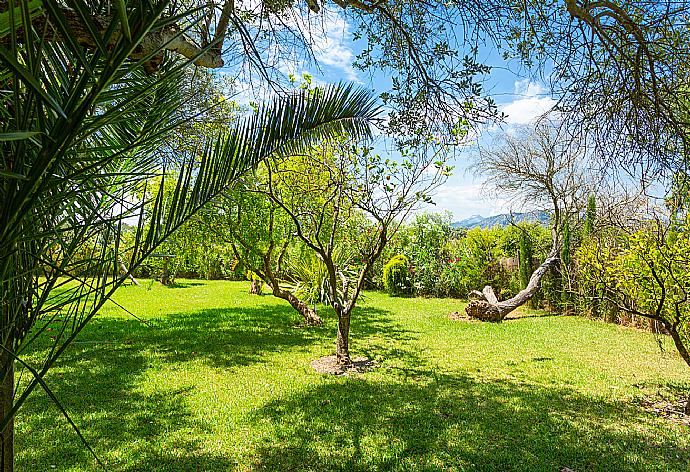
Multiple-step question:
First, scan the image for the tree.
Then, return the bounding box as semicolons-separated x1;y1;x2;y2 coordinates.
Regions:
583;194;597;237
466;123;593;321
577;218;690;413
513;1;690;176
212;186;325;326
0;2;380;466
255;140;448;364
518;229;536;308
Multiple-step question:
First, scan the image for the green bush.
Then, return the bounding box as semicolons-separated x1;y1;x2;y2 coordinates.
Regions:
382;254;410;296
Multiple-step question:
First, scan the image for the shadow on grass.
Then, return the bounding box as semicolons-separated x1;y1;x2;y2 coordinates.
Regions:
163;281;206;289
19;297;685;472
17;301;412;470
504;311;563;320
250;373;689;472
16;334;235;471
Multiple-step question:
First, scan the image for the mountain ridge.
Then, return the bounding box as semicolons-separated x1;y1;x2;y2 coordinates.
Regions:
452;211;550;229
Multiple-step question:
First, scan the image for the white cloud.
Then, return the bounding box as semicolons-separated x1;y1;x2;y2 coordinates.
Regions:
272;7;360;82
500;80;556;125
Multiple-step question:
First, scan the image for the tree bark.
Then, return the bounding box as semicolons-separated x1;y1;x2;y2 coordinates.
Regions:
248;279;262;295
270;285;323;326
335;307;351;364
663;322;690;415
160;256;171;286
466;251;560;322
118;259;139;286
0;2;224;70
0;344;13;472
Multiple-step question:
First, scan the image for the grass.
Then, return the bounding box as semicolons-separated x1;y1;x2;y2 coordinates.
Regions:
16;280;690;471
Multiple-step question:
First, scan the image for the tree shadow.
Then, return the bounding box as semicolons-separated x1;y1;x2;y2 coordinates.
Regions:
504;311;563;320
164;281;206;289
16;334;236;471
249;372;690;472
17;301;414;470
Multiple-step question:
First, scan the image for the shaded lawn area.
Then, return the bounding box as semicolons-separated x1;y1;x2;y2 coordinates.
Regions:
17;280;690;471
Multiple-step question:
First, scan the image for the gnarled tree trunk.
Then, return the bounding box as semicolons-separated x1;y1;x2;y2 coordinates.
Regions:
466;251;560;322
269;285;323;326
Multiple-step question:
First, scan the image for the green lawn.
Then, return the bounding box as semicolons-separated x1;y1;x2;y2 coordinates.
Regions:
17;280;690;471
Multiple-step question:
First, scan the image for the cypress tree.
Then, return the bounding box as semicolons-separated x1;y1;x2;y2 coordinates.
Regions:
584;194;596;237
519;231;533;290
561;221;572;310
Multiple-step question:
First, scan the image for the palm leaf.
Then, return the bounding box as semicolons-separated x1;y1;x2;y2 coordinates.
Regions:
1;0;381;456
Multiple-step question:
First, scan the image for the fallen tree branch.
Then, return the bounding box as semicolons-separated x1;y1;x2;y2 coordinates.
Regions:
465;250;560;322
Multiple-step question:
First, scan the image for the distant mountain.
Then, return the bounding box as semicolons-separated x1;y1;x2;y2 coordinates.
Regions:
452;211;550;229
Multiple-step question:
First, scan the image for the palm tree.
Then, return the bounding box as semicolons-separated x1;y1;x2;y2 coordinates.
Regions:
0;1;380;470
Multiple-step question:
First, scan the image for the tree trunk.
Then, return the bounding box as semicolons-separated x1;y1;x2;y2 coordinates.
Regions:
0;346;13;472
248;280;262;295
661;322;690;416
270;286;323;326
335;307;351;365
160;256;171;285
118;259;139;286
466;252;559;322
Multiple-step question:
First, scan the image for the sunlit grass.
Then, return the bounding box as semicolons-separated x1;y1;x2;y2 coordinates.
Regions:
17;280;690;471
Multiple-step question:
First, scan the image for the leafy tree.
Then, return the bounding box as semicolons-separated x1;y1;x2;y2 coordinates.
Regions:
577;219;690;413
257;140;448;364
211;184;325;326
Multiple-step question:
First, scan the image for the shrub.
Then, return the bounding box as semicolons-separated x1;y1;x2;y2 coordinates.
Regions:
382;254;411;296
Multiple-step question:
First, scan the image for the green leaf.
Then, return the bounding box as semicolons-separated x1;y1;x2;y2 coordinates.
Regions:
0;131;41;141
0;169;28;180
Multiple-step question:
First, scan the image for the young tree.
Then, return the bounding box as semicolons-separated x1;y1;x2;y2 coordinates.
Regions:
255;140;449;364
466;123;593;321
212;187;325;326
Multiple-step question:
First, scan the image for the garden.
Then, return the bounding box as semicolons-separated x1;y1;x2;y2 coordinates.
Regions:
17;281;690;471
2;1;690;471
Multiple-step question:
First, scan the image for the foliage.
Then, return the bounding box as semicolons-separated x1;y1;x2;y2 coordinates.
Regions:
584;195;597;237
519;230;534;290
382;254;411;296
254;135;449;361
0;0;381;459
576;220;690;367
402;213;455;295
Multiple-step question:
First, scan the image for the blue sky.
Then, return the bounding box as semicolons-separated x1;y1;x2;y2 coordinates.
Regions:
226;7;556;222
